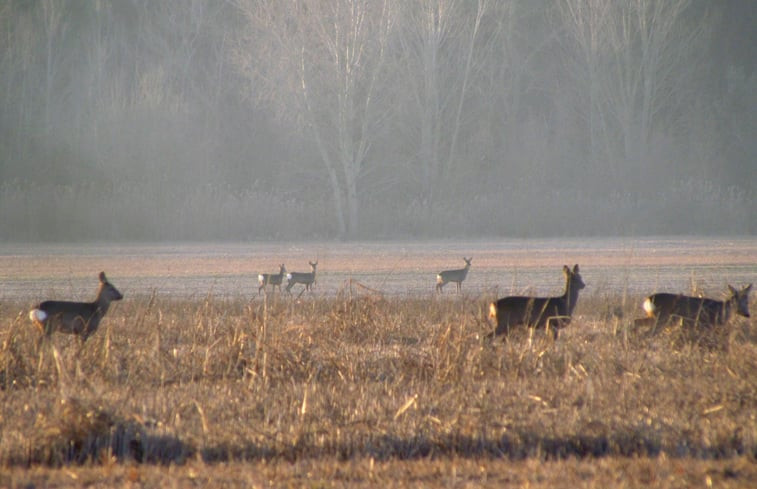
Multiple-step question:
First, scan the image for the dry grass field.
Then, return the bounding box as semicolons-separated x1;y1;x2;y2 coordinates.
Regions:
1;240;756;488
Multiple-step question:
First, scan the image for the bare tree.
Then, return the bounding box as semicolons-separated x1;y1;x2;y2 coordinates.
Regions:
395;0;497;213
558;0;613;171
560;0;708;180
40;0;70;136
234;0;395;237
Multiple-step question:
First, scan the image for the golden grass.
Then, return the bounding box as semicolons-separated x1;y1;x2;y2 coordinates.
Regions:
1;291;756;488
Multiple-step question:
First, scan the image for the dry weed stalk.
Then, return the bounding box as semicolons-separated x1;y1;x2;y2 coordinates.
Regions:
0;293;754;472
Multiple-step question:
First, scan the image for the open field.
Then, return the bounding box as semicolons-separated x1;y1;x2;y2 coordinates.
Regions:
1;237;756;299
1;238;756;487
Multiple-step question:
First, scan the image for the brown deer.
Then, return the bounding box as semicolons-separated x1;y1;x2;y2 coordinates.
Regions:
436;257;472;293
286;261;318;294
29;271;123;342
488;264;585;339
635;284;751;330
258;264;287;295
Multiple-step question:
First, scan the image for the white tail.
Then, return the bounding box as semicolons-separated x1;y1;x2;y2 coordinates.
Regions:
488;264;585;339
642;297;656;317
286;261;318;294
29;271;123;341
258;264;286;295
637;284;751;329
436;257;472;293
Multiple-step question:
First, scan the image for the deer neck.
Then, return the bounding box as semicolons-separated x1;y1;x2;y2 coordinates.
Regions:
720;297;732;324
564;279;580;315
94;288;113;316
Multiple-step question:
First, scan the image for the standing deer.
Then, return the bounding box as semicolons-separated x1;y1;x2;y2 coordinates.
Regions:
258;264;287;295
29;271;123;342
635;284;751;329
436;257;472;293
286;261;318;294
488;264;585;339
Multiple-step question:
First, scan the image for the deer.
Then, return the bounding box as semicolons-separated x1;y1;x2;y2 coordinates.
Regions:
487;264;585;340
28;271;123;342
286;261;318;294
634;284;751;330
258;264;287;295
436;257;472;293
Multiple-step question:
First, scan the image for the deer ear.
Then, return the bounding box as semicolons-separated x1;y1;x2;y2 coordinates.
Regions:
99;271;107;283
746;284;753;292
729;284;737;294
573;264;579;273
563;265;570;273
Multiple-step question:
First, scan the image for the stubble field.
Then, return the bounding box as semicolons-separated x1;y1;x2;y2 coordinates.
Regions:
0;238;756;488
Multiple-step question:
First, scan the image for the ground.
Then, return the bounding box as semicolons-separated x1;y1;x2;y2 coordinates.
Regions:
1;238;755;488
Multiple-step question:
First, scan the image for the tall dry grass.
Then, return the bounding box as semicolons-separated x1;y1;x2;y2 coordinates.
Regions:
0;291;755;485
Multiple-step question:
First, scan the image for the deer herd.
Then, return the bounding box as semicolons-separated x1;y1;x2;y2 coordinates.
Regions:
26;257;751;344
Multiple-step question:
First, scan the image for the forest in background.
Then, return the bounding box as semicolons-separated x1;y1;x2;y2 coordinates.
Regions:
0;0;754;241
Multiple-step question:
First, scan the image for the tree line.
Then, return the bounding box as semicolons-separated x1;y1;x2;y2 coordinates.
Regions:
0;0;754;241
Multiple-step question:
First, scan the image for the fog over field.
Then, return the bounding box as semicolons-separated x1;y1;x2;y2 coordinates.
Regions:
0;1;754;241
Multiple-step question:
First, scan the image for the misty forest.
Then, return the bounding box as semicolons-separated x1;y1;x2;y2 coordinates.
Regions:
0;0;754;241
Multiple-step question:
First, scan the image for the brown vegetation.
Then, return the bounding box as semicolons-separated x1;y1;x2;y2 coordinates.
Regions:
1;290;756;487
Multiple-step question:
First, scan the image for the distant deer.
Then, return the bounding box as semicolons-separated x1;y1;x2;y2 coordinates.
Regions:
258;264;287;295
29;271;123;342
286;261;318;294
436;257;472;293
635;284;751;330
488;264;585;339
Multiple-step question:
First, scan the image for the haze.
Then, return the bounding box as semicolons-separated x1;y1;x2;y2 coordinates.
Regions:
0;0;754;242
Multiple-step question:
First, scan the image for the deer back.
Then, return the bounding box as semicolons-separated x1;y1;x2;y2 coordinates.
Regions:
644;284;751;327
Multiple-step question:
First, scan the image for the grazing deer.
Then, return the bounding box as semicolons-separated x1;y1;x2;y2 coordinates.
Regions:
635;284;751;330
286;261;318;294
436;257;472;293
488;264;585;339
29;271;123;342
258;264;287;295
